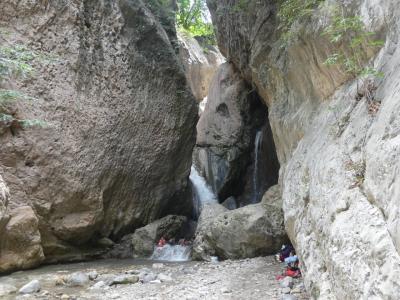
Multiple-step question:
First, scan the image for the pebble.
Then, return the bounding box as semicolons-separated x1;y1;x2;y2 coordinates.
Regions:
0;283;17;296
281;287;291;294
140;273;157;283
221;287;232;294
18;280;41;294
90;281;106;290
110;275;139;285
282;294;298;300
60;294;70;299
88;271;98;280
68;272;90;287
150;279;162;284
152;263;164;269
157;273;173;282
279;276;294;289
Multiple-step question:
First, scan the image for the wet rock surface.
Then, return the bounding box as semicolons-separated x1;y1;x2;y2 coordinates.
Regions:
0;257;309;300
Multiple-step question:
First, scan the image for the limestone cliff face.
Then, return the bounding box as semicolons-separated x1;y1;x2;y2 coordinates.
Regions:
178;32;224;102
0;0;197;272
193;62;279;204
208;0;400;298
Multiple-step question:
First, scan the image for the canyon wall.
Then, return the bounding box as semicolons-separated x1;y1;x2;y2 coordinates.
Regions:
0;0;197;272
208;0;400;298
178;32;224;102
193;62;279;204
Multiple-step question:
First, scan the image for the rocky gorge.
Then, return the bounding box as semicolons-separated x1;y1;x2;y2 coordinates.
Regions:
1;0;400;299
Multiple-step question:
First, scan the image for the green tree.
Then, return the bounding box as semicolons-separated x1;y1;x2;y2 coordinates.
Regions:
176;0;215;43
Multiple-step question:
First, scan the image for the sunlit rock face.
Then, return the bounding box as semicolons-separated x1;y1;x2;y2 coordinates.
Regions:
0;0;197;272
178;32;224;102
208;0;400;298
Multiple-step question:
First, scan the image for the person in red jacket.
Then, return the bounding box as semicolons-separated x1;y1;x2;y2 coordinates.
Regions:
157;237;167;247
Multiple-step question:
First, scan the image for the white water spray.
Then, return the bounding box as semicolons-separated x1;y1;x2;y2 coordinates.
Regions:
189;166;218;218
150;244;191;262
252;130;263;203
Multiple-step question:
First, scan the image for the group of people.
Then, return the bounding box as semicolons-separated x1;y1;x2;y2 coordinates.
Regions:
276;243;301;279
157;236;192;248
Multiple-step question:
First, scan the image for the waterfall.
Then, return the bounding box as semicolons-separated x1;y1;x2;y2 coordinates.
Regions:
189;166;218;219
150;244;191;262
252;130;263;203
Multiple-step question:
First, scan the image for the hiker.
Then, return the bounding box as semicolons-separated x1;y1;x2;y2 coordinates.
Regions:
276;244;294;262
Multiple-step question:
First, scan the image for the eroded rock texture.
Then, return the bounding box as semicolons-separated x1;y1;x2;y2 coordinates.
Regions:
132;215;188;257
0;0;197;272
193;62;279;204
192;185;286;260
208;0;400;298
178;32;224;102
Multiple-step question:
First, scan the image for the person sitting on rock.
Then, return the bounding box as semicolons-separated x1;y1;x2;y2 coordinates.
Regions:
157;236;167;247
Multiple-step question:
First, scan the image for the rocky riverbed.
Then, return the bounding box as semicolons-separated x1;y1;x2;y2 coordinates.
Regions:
0;256;308;300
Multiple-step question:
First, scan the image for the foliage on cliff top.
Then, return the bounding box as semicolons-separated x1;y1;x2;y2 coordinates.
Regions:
176;0;216;44
322;8;384;78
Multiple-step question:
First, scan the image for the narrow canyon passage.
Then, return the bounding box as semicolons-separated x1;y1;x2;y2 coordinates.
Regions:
2;0;400;299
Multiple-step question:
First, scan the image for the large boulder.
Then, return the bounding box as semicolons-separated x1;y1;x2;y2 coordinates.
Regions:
0;206;44;273
178;32;224;102
132;215;188;257
193;63;279;203
192;185;287;260
0;0;197;270
208;0;400;298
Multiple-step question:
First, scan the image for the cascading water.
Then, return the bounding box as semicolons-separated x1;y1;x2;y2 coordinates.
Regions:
189;165;219;219
150;166;218;262
252;130;263;203
150;244;191;262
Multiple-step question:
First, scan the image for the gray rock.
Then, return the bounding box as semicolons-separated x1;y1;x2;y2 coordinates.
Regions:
0;0;197;272
97;238;115;248
152;263;164;269
279;276;294;289
0;283;17;297
90;281;106;290
281;287;291;294
67;272;89;287
132;215;188;257
221;197;237;210
208;0;400;297
140;273;158;283
193;186;287;260
0;206;44;273
87;271;98;281
110;275;139;285
281;295;297;300
18;280;40;294
157;273;173;282
178;32;224;102
193;63;279;203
